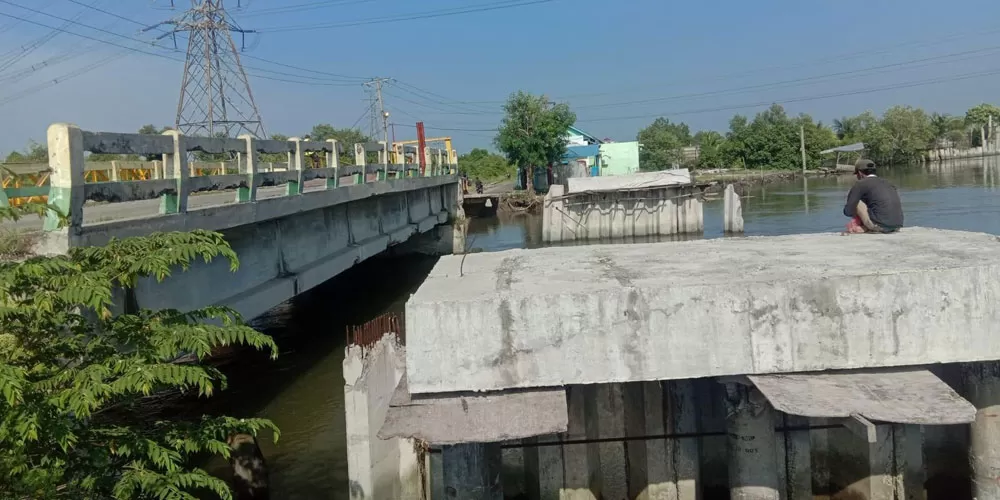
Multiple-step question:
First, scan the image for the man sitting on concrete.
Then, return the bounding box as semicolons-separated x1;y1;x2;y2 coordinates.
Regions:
843;159;904;234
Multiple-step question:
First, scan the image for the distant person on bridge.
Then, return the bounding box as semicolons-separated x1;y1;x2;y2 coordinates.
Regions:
843;159;904;234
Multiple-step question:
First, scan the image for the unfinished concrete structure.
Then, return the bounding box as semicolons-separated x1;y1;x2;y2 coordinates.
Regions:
542;169;708;243
28;123;460;319
378;228;1000;499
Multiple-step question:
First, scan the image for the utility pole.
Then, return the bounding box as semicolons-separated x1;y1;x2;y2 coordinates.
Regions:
800;125;807;173
364;77;393;165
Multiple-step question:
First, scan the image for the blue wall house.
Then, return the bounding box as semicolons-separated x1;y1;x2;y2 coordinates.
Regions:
516;125;604;191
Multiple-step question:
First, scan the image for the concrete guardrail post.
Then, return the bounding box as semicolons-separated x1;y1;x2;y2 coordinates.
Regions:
238;135;258;202
376;141;388;181
44;123;85;232
288;137;304;196
326;139;339;189
160;130;189;214
354;143;366;184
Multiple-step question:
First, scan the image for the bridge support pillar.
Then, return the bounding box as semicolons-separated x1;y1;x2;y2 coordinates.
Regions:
964;362;1000;500
724;381;780;500
440;443;503;500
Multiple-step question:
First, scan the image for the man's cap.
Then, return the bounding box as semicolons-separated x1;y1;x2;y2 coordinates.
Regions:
855;158;876;172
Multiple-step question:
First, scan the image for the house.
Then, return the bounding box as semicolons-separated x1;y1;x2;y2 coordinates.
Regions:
516;125;641;191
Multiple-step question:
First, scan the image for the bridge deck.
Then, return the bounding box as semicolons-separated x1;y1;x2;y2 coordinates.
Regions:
405;227;1000;394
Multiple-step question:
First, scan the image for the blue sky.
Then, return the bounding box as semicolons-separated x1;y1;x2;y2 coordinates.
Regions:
2;0;1000;155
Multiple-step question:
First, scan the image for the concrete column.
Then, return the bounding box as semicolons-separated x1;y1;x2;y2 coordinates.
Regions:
892;424;924;500
724;382;780;500
354;143;367;184
238;135;258;202
44;123;85;231
288;137;304;195
784;416;812;500
326;139;340;189
377;141;388;181
964;361;1000;500
724;184;744;234
562;385;596;499
160;129;188;215
440;443;502;500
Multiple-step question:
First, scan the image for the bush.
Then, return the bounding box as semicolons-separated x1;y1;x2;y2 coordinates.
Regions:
0;205;279;499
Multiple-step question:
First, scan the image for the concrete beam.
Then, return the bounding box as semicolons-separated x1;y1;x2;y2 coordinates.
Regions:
405;227;1000;394
378;375;568;446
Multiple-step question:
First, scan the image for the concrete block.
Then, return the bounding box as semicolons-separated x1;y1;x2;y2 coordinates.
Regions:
405;228;1000;394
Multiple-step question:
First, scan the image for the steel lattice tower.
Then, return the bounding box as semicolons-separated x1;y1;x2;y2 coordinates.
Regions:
155;1;266;138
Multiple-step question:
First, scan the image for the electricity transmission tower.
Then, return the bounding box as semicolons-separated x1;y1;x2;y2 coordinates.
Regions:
149;1;266;138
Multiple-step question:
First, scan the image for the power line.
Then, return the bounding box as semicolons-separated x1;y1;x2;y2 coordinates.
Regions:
256;0;553;33
0;52;123;107
576;67;1000;124
2;0;368;84
571;44;1000;111
0;9;362;90
237;0;374;18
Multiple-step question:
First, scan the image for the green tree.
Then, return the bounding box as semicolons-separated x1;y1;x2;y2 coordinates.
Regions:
0;205;279;499
879;105;933;165
307;124;371;166
637;118;693;171
795;113;838;169
494;91;575;193
693;130;725;169
457;148;514;181
4;141;47;164
965;103;1000;147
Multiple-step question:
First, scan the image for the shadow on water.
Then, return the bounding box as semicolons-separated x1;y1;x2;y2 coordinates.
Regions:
193;253;438;499
193;157;1000;498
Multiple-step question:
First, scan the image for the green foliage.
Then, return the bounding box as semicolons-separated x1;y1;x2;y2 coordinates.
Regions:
495;91;576;191
457;148;514;181
307;124;371;166
0;205;279;499
4;141;47;164
878;105;934;164
964;103;1000;147
693;130;725;168
637;118;693;171
720;104;803;170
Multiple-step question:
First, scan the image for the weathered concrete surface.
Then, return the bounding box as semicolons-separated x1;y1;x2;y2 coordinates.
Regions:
566;169;692;193
344;334;420;500
378;375;568;445
406;227;1000;394
120;177;457;320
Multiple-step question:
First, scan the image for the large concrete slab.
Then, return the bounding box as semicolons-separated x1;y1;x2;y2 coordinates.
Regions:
405;227;1000;394
565;169;691;194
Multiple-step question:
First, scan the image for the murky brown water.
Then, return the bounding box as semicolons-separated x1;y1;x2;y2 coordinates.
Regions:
201;158;1000;498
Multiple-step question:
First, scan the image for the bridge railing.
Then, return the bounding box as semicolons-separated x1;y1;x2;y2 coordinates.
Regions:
4;123;457;231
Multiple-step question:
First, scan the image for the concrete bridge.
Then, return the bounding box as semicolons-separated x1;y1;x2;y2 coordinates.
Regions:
348;227;1000;500
5;123;461;319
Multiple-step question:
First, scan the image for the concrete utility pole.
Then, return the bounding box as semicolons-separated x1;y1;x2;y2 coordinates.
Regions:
364;77;394;165
800;125;807;173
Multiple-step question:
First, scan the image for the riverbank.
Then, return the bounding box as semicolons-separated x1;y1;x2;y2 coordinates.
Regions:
695;168;843;195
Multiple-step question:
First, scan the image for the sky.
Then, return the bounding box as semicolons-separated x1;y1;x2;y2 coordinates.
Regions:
2;0;1000;156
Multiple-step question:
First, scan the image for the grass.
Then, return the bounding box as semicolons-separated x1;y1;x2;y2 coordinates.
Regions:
0;228;38;260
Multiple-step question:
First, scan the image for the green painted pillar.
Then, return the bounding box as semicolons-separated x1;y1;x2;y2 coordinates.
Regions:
287;137;304;196
159;130;188;215
238;135;258;202
44;123;85;231
326;139;340;189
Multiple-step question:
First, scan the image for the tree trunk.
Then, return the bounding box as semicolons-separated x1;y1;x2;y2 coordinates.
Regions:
525;165;534;194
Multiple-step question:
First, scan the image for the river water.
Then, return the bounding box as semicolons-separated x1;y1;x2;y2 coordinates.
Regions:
204;158;1000;499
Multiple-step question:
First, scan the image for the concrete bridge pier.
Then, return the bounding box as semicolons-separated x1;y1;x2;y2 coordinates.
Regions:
963;362;1000;499
724;381;781;500
441;443;503;500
